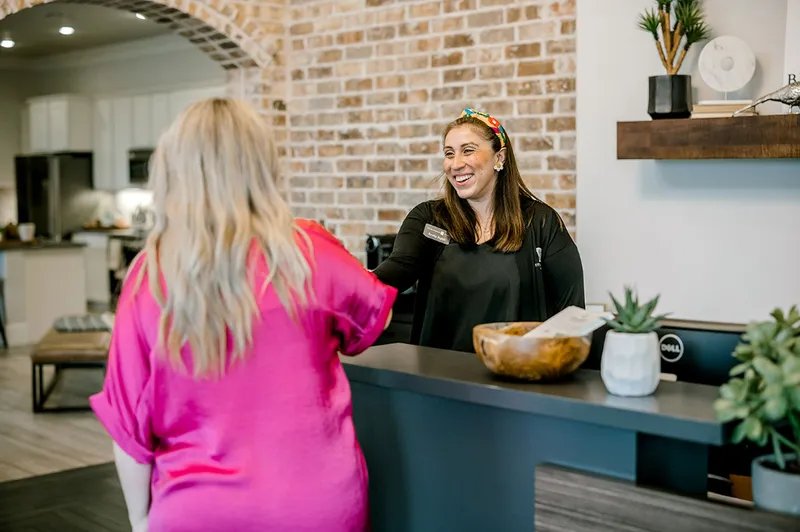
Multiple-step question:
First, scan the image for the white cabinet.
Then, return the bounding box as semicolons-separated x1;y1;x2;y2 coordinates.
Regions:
131;95;151;148
111;97;133;189
150;93;171;144
71;232;111;305
168;86;226;119
91;84;226;190
24;95;92;154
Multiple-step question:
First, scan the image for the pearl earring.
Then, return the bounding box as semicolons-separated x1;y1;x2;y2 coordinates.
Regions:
494;162;504;171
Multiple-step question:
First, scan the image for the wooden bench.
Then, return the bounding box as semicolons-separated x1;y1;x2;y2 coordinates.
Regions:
31;328;111;413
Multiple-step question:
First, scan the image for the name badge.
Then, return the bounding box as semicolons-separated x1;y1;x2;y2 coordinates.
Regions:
423;224;451;245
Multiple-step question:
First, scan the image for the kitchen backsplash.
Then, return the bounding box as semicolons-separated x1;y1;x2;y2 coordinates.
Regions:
0;186;150;230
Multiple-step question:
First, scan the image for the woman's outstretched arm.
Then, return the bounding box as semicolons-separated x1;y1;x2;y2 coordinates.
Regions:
372;202;436;292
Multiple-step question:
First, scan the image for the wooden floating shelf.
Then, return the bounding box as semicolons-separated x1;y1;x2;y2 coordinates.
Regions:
617;114;800;160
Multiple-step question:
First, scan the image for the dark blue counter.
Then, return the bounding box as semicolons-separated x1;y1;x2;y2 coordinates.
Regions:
342;343;730;532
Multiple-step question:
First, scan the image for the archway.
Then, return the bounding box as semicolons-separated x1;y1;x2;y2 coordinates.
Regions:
0;0;286;127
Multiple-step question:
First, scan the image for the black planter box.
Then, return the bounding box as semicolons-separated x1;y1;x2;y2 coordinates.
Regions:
648;74;693;120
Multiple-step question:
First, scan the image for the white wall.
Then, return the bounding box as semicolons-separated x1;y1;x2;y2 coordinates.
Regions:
786;0;800;83
576;0;800;324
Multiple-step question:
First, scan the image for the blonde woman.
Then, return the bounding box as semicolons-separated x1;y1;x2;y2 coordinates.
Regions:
90;98;396;532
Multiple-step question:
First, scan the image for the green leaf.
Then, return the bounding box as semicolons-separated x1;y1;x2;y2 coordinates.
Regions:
744;416;764;440
753;356;782;383
762;396;788;422
789;387;800;410
733;344;755;361
782;357;800;385
713;398;739;422
729;363;749;376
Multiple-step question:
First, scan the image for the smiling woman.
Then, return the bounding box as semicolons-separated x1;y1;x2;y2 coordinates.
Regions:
373;108;586;353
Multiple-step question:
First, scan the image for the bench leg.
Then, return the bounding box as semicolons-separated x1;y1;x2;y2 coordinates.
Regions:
32;361;104;413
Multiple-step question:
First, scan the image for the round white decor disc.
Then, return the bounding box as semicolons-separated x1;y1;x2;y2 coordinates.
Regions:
698;35;756;93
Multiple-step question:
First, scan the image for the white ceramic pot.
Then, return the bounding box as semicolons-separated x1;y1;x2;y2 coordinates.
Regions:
600;331;660;397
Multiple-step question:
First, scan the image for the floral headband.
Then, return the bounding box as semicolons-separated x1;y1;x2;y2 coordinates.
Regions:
460;108;507;149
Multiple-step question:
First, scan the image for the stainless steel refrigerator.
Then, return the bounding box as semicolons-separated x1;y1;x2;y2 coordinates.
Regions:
15;152;99;240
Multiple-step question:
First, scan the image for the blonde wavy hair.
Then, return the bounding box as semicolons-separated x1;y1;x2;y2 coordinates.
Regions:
136;97;313;377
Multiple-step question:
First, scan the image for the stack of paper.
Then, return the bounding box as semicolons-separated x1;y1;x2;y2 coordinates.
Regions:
523;306;613;339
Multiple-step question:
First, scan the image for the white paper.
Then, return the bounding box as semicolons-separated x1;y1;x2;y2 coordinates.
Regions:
523;306;613;339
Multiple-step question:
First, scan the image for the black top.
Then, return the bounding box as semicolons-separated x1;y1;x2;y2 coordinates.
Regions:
373;197;585;347
420;243;521;352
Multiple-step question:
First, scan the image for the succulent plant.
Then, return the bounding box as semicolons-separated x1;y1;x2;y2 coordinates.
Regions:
605;286;669;334
713;306;800;471
638;0;712;75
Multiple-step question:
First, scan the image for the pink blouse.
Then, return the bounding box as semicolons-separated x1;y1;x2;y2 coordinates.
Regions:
90;220;397;532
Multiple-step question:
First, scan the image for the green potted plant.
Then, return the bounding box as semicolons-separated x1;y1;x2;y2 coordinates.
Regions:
713;306;800;516
638;0;711;119
601;286;670;397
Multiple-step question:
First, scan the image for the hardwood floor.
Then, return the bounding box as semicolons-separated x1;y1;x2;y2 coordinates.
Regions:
0;345;113;483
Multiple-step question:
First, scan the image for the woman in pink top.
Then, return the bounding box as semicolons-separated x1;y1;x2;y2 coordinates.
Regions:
90;98;397;532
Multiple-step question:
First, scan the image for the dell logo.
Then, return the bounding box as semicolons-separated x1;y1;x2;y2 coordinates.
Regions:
659;333;684;363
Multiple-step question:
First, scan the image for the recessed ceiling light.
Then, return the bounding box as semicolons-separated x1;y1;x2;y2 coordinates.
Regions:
59;26;75;36
0;39;14;49
135;13;146;20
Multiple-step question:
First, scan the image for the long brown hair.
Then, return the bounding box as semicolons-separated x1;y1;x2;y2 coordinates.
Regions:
433;115;536;252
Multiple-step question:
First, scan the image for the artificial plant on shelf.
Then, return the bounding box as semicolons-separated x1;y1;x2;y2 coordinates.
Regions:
638;0;711;75
713;305;800;516
600;286;670;397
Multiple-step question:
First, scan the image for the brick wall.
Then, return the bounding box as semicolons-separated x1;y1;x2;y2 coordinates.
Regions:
287;0;577;259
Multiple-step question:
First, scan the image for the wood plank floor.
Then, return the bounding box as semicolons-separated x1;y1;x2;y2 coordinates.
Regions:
0;345;113;483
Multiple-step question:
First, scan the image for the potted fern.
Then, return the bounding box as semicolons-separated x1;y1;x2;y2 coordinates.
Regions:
638;0;711;119
713;306;800;516
601;286;670;397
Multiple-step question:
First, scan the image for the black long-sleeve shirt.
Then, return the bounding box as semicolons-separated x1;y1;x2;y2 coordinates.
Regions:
373;197;586;350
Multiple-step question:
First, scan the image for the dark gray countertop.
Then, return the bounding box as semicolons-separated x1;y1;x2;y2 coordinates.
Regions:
341;343;728;446
0;240;86;252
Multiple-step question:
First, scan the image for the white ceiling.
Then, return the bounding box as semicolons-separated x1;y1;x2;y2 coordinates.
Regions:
0;3;171;58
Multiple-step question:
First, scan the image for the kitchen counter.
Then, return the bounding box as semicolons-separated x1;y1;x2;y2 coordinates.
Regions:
0;243;87;346
0;240;86;252
341;343;732;532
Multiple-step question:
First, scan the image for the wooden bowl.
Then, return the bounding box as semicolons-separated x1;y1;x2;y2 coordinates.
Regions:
473;322;592;381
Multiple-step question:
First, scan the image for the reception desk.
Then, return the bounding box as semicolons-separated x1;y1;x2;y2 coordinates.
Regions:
341;343;732;532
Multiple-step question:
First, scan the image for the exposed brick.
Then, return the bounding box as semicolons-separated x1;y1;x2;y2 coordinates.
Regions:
518;136;556;151
367;160;396;173
506;43;542;59
432;51;463;68
443;68;476;84
445;34;475;48
547;39;576;55
468;10;503;27
378;209;408;221
284;0;577;253
544;192;576;210
546;117;576;132
519;98;555;114
519;60;556;77
347;177;375;189
547;155;576;171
